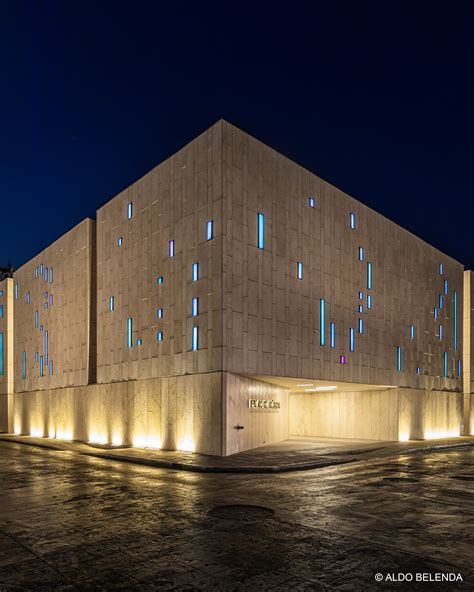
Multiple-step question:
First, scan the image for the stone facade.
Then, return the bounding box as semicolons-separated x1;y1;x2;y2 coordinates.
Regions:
1;120;471;454
12;219;96;393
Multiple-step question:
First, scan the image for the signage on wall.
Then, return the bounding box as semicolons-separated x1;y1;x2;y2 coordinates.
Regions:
248;399;281;410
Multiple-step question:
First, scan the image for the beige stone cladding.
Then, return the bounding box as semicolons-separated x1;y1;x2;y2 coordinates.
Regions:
0;278;14;431
220;121;464;392
13;219;96;393
11;372;222;454
96;122;224;383
289;388;462;441
223;373;289;455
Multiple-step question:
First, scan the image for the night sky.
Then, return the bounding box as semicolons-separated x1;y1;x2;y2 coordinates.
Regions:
2;1;473;269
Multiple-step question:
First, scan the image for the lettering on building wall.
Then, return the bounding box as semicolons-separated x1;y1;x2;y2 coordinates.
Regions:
248;399;281;410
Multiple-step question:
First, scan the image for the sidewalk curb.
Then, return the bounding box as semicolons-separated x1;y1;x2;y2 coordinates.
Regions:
0;435;473;474
78;450;356;473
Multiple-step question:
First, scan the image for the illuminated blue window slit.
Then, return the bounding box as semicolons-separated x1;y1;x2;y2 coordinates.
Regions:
157;308;163;319
127;202;133;219
397;346;402;372
192;326;199;351
359;247;364;261
410;325;415;339
192;263;199;282
257;213;264;249
350;212;356;229
297;262;303;280
157;331;163;342
367;263;373;290
444;352;448;378
309;197;315;208
169;240;174;257
454;290;457;351
192;298;198;317
22;351;26;380
109;296;115;311
127;318;133;348
157;276;164;285
350;328;354;352
358;318;363;333
320;299;325;346
206;220;213;241
330;323;336;348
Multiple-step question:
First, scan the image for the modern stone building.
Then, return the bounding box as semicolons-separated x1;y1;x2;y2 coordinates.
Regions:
1;120;472;455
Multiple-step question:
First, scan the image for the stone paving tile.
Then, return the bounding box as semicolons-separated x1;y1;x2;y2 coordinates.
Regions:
0;442;472;591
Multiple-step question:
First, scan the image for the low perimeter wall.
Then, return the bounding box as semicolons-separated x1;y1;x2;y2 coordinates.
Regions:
290;388;463;441
10;373;223;455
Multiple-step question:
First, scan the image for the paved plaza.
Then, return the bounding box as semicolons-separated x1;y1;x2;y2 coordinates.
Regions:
0;441;472;591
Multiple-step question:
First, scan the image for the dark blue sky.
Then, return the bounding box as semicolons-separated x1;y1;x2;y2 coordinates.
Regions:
2;1;473;268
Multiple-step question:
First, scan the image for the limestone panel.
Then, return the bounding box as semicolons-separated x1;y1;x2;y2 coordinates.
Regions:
12;219;95;393
96;122;224;383
220;121;464;393
11;372;223;455
224;372;289;455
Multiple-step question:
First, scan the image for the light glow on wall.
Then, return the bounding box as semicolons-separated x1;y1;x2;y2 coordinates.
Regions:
178;437;195;452
111;434;123;446
89;433;107;445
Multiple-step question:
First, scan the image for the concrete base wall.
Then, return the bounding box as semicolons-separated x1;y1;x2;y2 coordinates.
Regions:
0;393;13;433
10;373;223;455
290;389;399;441
398;388;462;439
290;388;463;441
223;373;289;455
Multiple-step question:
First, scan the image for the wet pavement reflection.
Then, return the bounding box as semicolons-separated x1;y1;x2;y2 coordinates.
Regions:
0;442;472;590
